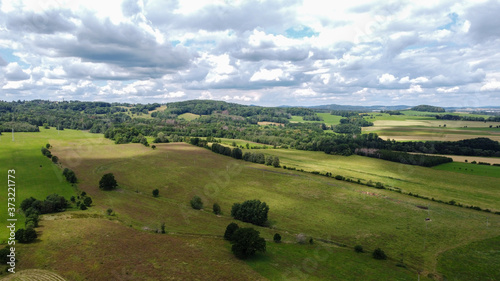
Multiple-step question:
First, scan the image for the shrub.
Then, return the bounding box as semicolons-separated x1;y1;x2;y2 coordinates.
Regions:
213;203;221;215
15;228;37;243
80;203;87;210
273;233;282;243
83;196;92;207
224;222;239;241
190;195;203;210
354;245;364;253
152;188;159;197
373;248;387;260
106;208;113;216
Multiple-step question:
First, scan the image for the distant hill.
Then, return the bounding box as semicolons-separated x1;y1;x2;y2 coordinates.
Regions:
306;104;410;111
411;105;445;112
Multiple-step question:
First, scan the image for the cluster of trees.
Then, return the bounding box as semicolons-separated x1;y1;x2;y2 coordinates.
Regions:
21;194;69;215
356;149;453;167
412;105;445;112
210;142;243;159
63;168;77;184
224;223;266;259
436;114;500;122
231;200;269;226
104;127;149;146
0;121;40;132
72;192;93;210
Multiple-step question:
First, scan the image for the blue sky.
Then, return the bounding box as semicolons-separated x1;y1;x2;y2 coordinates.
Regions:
0;0;499;107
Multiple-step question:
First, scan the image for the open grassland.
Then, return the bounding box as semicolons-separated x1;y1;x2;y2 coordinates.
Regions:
3;129;499;280
0;128;91;242
259;149;500;212
178;112;202;121
47;132;499;278
290;114;342;126
432;162;500;178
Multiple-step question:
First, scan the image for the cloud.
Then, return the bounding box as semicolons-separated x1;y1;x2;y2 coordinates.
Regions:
0;0;499;106
5;63;30;81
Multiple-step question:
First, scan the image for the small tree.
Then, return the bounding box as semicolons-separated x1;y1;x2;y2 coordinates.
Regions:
224;223;239;241
190;195;203;210
99;173;117;191
152;189;159;197
273;233;281;243
213;203;221;215
106;208;113;216
83;197;92;207
80;203;87;210
46;143;51;149
161;222;166;234
272;156;280;167
151;145;156;150
354;245;364;253
373;248;387;260
51;155;59;164
231;228;266;259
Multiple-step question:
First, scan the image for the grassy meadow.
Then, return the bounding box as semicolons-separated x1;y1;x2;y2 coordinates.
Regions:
1;129;499;280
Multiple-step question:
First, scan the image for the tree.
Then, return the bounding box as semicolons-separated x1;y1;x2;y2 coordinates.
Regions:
161;222;166;234
83;196;92;207
51;155;59;163
16;228;37;243
231;199;269;226
231;228;266;259
272;156;280;167
213;203;221;215
190;195;203;210
373;248;387;260
151;145;156;150
106;208;113;216
224;223;239;241
46;143;51;149
152;188;159;197
80;203;87;210
99;173;117;190
273;233;281;243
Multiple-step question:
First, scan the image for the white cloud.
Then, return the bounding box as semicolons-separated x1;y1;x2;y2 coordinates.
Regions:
378;73;396;84
481;80;500;91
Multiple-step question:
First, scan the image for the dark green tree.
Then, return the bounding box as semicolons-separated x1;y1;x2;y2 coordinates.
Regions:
272;156;280;167
99;173;117;190
224;223;239;241
354;245;364;253
273;233;281;243
51;155;59;163
213;203;221;215
231;199;269;226
373;248;387;260
231;228;266;259
106;208;113;216
190;195;203;210
153;189;159;197
83;196;92;207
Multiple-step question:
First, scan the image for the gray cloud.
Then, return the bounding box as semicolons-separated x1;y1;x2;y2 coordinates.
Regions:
0;56;7;66
466;0;500;43
6;9;77;34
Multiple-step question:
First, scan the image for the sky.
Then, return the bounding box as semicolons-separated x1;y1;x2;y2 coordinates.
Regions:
0;0;500;107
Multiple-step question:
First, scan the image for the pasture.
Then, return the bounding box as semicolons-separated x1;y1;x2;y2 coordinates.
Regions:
290;113;343;126
1;129;499;280
177;112;202;121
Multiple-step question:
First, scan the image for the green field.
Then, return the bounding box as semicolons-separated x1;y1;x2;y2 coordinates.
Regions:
432;162;500;178
1;129;499;280
290;113;343;126
178;112;202;121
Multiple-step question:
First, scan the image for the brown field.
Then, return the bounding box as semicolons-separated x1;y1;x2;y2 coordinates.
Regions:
257;121;284;127
16;213;263;281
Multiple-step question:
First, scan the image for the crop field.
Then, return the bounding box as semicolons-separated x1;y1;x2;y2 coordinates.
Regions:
362;112;500;141
1;129;499;280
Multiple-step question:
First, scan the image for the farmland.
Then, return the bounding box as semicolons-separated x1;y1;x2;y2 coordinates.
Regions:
1;128;499;280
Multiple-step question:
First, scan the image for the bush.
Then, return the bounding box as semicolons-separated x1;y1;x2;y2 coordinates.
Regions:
51;155;59;164
354;245;364;253
106;208;113;216
213;203;221;215
152;188;159;197
230;228;266;259
80;203;87;210
231;199;269;226
83;197;92;207
273;233;282;243
373;248;387;260
224;222;239;241
190;195;203;210
99;173;117;190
